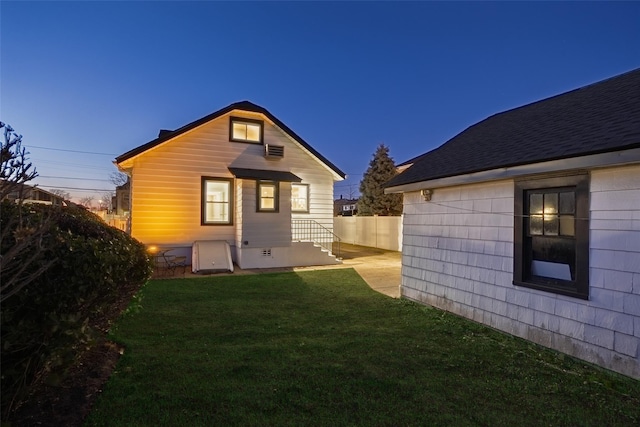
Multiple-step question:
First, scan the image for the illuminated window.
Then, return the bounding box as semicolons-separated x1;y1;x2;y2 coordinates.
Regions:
230;117;263;143
528;191;575;237
258;181;278;212
201;177;233;225
514;174;589;299
291;183;309;213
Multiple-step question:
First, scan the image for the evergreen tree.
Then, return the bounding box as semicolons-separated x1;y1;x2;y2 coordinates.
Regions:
358;144;403;216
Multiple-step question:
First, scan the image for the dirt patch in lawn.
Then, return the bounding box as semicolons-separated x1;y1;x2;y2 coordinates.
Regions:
5;280;141;427
7;340;123;427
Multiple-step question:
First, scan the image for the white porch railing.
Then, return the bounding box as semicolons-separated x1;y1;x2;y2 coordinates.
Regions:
292;219;340;258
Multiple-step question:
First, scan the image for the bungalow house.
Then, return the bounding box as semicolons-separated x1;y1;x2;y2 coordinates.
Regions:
115;101;345;270
334;196;358;216
111;180;130;216
2;182;67;207
385;69;640;378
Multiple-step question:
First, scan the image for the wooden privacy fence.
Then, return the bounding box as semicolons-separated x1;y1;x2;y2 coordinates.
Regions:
334;215;402;251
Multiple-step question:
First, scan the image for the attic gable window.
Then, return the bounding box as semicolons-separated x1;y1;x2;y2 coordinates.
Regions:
513;174;589;299
230;117;263;144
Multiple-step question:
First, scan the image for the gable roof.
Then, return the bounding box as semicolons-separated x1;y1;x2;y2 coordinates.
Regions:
115;101;346;179
386;68;640;189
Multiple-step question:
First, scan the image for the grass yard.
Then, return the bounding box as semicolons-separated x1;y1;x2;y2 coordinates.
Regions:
86;269;640;426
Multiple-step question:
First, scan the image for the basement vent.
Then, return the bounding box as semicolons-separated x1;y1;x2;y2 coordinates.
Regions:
265;144;284;158
261;248;272;257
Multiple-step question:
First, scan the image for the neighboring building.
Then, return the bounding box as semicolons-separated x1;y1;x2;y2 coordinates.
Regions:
385;69;640;378
334;197;358;216
395;152;429;175
2;182;67;206
112;180;130;216
115;101;345;269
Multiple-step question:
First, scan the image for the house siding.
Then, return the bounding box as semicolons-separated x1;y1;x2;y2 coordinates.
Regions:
239;179;292;248
590;164;640;370
401;164;640;378
125;110;336;249
234;180;243;257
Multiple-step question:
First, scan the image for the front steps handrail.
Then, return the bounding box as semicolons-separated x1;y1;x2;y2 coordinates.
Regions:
292;219;341;259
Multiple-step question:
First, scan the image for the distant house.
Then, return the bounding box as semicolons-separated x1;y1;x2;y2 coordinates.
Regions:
115;101;345;269
111;180;130;216
385;69;640;378
2;182;67;206
334;197;358;216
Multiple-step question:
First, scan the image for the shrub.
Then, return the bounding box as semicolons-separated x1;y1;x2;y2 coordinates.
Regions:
1;201;152;416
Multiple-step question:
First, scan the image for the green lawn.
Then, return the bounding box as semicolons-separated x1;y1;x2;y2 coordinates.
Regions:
86;269;640;426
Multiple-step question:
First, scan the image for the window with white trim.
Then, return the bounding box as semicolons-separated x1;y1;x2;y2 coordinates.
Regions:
291;183;309;213
514;174;589;299
202;177;232;225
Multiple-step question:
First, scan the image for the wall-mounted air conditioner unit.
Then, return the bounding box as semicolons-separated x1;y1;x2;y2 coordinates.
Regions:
265;144;284;159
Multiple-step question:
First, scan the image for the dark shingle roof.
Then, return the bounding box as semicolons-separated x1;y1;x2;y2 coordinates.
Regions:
386;68;640;188
115;101;345;179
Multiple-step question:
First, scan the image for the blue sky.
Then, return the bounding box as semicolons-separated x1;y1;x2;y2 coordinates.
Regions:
2;1;639;203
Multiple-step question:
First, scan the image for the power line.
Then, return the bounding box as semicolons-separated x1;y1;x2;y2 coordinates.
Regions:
32;158;115;171
28;145;117;156
36;184;114;192
38;175;111;182
425;200;591;221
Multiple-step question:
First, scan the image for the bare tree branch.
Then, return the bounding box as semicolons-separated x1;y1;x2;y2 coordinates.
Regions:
101;191;115;211
1;122;38;201
49;189;71;200
109;171;128;187
0;122;56;303
78;196;94;208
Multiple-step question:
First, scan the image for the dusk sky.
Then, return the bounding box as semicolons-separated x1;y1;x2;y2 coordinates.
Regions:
2;1;639;203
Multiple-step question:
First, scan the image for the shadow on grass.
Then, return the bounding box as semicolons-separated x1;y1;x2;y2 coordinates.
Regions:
87;269;640;427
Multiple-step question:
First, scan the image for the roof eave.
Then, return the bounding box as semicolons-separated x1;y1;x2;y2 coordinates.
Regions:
114;101;346;180
265;119;345;180
115;102;247;164
385;147;640;194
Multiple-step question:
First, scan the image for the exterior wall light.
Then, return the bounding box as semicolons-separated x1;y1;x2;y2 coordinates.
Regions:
421;189;433;201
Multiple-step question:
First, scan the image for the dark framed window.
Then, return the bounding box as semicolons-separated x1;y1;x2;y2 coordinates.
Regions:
201;177;233;225
514;173;589;299
230;117;263;144
257;181;279;212
291;183;309;213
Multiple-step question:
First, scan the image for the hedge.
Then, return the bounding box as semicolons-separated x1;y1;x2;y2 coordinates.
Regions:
1;201;152;416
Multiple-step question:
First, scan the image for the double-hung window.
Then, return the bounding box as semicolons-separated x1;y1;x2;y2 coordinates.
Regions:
291;183;309;213
202;177;233;225
258;181;278;212
514;173;589;299
230;117;263;144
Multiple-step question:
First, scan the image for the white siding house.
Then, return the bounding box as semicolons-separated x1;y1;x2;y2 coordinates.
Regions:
386;69;640;378
116;101;345;269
